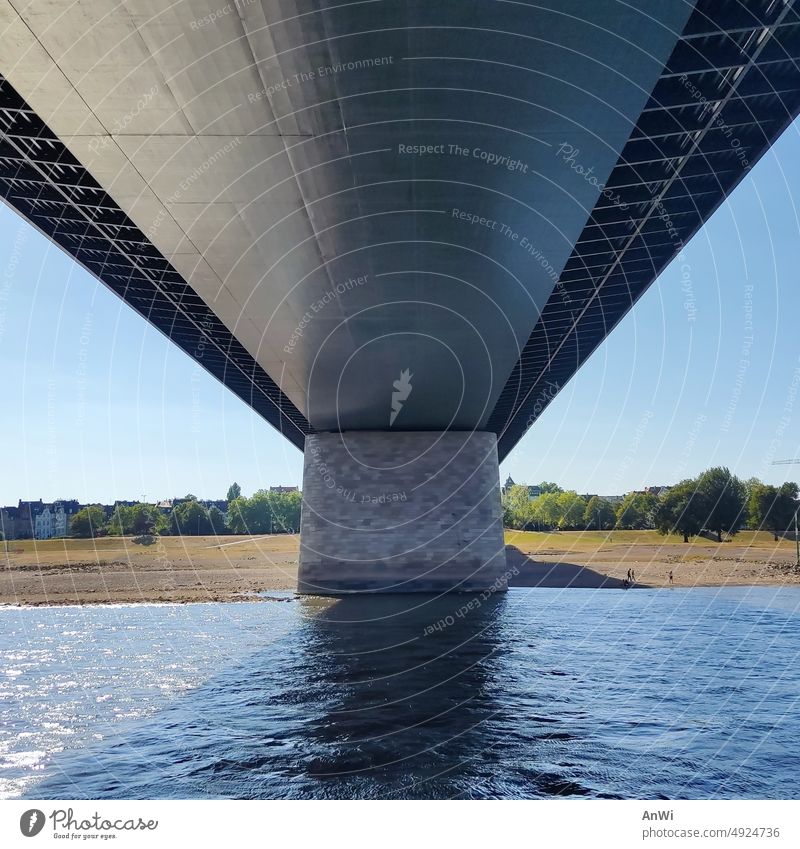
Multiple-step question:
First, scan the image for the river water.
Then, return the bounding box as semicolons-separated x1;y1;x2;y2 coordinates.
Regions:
1;587;798;799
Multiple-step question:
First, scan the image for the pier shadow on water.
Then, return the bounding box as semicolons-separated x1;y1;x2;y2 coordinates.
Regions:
28;593;571;799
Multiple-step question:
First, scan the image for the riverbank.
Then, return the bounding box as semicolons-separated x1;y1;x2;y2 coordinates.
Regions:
0;534;299;606
2;530;799;605
505;529;800;588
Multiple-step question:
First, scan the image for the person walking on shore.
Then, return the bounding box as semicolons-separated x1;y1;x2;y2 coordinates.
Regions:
668;570;673;586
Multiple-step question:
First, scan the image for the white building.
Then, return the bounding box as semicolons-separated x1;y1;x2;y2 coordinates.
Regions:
34;504;73;539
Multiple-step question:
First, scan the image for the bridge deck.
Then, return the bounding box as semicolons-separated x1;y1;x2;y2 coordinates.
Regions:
1;0;799;459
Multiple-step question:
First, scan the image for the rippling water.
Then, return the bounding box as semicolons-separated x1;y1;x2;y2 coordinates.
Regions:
1;587;799;799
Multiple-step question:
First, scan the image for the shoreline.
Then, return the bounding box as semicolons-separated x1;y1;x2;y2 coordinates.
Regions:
1;583;799;611
2;530;799;606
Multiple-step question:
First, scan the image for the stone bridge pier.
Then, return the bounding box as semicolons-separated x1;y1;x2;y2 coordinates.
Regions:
298;431;507;594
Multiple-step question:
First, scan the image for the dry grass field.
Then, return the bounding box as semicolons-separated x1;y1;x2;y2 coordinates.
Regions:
504;529;800;588
1;529;798;605
0;534;300;605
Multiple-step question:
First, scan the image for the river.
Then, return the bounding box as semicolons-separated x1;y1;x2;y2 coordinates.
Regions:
1;587;798;799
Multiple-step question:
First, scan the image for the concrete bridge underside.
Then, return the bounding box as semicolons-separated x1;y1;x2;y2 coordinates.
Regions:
2;0;800;592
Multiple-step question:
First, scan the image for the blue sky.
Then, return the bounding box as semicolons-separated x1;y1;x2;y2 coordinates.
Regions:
2;120;800;504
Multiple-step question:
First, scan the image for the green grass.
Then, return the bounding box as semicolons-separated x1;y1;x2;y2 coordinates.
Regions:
504;528;794;550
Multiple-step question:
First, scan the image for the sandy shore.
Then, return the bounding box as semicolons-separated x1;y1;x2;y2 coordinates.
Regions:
0;534;300;606
506;529;800;589
1;530;799;606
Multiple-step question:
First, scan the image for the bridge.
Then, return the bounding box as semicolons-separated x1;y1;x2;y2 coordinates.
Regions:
2;0;799;592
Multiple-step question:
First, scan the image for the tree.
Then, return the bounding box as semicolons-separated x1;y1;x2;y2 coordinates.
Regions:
502;485;533;529
226;482;241;501
225;490;302;535
696;466;746;541
226;496;248;534
107;503;165;536
130;504;166;535
70;505;107;538
774;482;799;538
530;492;562;530
743;476;762;504
267;490;302;533
748;482;776;535
538;481;563;494
583;496;616;530
208;505;227;536
556;491;587;529
749;481;798;540
654;479;706;542
615;492;657;529
171;499;212;536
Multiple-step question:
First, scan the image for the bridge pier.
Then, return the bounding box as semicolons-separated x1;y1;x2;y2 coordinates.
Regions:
298;431;507;594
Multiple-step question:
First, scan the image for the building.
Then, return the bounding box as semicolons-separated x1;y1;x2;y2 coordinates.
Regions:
0;506;19;540
269;486;298;495
502;477;541;498
34;506;55;539
14;500;43;539
33;500;81;540
201;499;229;515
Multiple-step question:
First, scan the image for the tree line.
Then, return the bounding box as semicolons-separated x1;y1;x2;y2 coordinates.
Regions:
502;468;799;542
69;483;302;538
